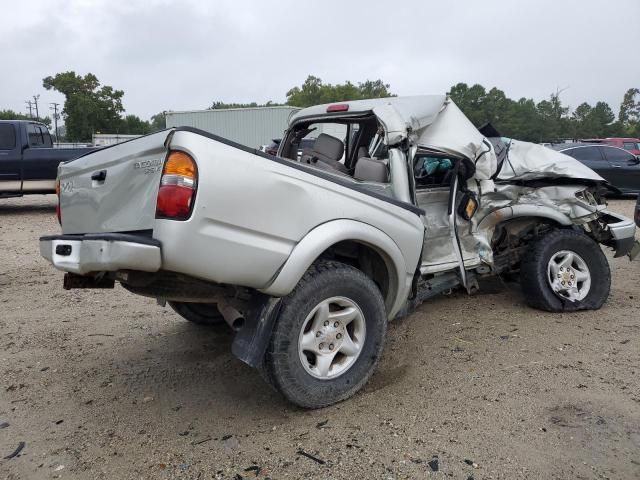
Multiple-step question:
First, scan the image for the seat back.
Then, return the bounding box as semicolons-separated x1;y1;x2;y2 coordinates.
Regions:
353;157;389;183
300;134;348;173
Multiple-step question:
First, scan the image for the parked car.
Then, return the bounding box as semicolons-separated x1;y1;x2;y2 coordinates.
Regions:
581;137;640;156
552;143;640;194
0;120;100;198
40;96;637;408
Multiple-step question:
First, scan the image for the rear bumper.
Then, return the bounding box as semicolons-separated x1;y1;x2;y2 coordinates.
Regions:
39;234;162;275
601;211;637;258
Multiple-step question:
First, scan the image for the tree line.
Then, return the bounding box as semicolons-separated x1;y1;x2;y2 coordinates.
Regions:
1;71;638;143
448;83;639;143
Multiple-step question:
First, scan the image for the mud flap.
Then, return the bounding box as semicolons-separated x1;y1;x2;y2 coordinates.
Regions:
231;295;282;369
628;240;640;261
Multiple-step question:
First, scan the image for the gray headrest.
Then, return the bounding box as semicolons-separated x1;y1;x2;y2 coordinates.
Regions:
313;134;344;161
354;157;389;183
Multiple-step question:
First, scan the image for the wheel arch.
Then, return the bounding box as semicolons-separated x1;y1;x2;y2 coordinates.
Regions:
259;219;410;319
478;204;573;232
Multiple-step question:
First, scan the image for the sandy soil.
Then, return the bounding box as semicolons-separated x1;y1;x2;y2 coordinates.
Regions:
1;196;639;480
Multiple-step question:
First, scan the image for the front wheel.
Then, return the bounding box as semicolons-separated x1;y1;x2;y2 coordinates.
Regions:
265;260;387;408
520;229;610;312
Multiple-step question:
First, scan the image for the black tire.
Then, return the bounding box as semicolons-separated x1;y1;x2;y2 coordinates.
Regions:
168;301;226;326
265;260;387;408
520;229;610;312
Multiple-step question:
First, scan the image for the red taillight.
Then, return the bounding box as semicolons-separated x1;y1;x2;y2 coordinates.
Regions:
326;103;349;112
156;151;197;220
55;178;61;225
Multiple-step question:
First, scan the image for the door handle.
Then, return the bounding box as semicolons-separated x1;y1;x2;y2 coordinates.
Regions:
91;170;107;181
611;165;622;168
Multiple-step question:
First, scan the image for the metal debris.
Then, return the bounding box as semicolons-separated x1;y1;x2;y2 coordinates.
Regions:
316;420;328;429
3;441;25;460
297;449;326;465
192;436;212;445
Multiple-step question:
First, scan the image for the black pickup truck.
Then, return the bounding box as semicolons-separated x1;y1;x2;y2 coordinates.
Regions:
0;120;100;198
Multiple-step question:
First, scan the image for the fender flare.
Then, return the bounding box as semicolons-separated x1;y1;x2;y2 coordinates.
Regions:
477;204;572;231
259;219;412;319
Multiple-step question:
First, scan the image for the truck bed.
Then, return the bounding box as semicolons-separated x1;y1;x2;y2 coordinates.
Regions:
55;128;425;291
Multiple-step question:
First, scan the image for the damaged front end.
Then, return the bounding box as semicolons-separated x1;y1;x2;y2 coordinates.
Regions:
480;182;636;264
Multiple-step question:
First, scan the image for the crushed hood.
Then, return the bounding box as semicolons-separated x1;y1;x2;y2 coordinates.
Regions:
494;140;604;182
412;100;603;183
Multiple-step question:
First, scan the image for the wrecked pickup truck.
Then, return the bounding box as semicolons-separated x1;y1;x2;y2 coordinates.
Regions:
39;95;637;408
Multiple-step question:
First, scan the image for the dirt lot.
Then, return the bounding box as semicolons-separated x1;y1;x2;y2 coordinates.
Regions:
1;196;639;480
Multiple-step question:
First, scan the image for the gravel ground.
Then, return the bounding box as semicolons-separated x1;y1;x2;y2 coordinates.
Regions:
1;196;639;480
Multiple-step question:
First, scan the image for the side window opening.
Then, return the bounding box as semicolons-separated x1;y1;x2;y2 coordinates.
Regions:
413;153;456;188
282;116;389;183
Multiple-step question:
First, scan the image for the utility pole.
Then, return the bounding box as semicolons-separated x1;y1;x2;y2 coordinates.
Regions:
50;102;61;145
32;94;40;120
25;100;34;119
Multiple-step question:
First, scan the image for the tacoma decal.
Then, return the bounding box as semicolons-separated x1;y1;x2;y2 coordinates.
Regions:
134;158;163;174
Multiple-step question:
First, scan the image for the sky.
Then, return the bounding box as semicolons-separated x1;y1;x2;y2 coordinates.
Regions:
2;0;639;121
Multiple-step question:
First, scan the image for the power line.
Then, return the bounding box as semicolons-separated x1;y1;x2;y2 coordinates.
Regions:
32;94;40;120
25;100;34;119
50;102;61;144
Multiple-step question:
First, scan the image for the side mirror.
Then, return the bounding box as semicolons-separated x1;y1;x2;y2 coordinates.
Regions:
631;155;640;165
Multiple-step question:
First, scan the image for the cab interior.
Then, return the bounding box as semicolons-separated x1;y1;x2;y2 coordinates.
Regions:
279;114;390;184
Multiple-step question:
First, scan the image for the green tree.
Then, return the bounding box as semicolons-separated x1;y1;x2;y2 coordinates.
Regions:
571;102;593;138
0;109;52;127
589;102;615;137
618;88;640;137
42;72;125;142
149;112;167;131
0;109;33;121
535;92;570;142
448;83;520;135
507;98;542;142
448;83;488;126
286;75;393;107
119;115;150;135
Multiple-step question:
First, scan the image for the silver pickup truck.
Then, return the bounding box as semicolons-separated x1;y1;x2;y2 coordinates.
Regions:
40;95;637;408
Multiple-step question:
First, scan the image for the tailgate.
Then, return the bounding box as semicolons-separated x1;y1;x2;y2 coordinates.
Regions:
58;131;170;234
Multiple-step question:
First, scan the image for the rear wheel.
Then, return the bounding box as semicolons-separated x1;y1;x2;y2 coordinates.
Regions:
168;301;226;326
266;260;387;408
520;229;610;312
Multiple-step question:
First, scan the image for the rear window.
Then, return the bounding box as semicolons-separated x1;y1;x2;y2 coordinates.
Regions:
0;124;16;149
623;142;640;151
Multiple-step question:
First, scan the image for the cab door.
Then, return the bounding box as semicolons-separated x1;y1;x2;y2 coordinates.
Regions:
0;123;22;193
413;153;480;278
21;123;59;190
